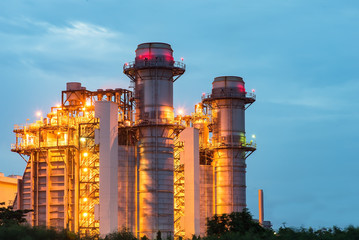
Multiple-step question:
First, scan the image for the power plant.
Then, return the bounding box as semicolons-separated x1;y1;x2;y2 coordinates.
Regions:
11;42;256;239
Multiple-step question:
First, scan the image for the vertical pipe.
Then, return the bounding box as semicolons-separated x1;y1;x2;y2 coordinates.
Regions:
258;189;264;226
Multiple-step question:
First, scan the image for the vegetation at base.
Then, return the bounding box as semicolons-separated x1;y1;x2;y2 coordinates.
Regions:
0;202;32;226
1;202;359;240
205;208;274;240
204;208;359;240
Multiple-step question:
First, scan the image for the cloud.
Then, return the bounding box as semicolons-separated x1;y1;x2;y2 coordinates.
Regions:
48;21;115;38
264;79;359;111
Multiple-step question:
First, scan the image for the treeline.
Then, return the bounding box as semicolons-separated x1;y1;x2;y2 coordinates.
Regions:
1;202;359;240
204;209;359;240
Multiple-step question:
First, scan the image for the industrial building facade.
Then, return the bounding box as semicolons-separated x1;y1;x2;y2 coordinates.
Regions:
11;42;256;239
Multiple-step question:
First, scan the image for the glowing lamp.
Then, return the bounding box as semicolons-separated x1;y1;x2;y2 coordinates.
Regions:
83;212;88;217
83;152;88;157
252;89;255;93
180;57;184;61
80;138;86;142
178;109;184;115
83;168;88;172
252;134;256;139
83;197;88;202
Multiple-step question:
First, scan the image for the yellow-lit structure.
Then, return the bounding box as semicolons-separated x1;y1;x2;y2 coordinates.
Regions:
0;173;20;206
12;42;256;239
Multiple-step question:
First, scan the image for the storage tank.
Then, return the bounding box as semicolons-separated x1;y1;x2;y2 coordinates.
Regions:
124;42;185;239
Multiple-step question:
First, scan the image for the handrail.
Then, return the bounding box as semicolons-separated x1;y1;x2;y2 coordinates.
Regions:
202;92;256;101
123;60;186;71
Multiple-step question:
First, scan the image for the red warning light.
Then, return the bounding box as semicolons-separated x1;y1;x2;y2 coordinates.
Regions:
125;63;128;66
181;57;184;61
238;85;246;93
252;89;255;93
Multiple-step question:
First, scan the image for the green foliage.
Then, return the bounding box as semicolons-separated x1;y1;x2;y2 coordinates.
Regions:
104;227;137;240
156;230;162;240
1;205;359;240
0;202;33;226
205;208;274;239
140;235;149;240
0;224;80;240
276;225;359;240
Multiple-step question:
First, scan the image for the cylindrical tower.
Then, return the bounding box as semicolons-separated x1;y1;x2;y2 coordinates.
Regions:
124;43;185;239
204;76;255;215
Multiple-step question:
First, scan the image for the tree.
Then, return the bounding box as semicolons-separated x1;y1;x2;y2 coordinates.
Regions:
0;202;33;226
206;208;274;239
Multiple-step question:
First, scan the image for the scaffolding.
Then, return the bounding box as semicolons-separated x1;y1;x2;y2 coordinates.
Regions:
78;118;100;236
12;83;134;236
173;137;184;239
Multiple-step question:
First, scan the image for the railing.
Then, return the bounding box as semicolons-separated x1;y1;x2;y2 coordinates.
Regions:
11;140;77;151
123;60;186;71
201;91;256;101
211;141;257;149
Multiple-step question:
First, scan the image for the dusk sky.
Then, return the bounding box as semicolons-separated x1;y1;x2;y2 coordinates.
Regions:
1;0;358;230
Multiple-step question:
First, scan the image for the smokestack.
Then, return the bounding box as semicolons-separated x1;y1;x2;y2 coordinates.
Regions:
124;42;185;239
258;189;264;226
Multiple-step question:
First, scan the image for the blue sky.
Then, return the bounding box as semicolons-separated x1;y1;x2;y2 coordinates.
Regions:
1;0;358;230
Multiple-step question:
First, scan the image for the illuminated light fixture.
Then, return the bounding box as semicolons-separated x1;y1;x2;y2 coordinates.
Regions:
57;132;61;135
83;168;88;172
83;197;88;202
56;104;61;108
80;137;86;142
82;107;86;111
125;62;128;66
252;134;256;139
36;111;42;117
180;57;184;61
83;152;88;157
252;89;255;93
83;212;88;217
85;101;91;107
178;109;184;115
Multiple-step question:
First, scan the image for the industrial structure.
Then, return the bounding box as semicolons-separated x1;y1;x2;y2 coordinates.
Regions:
11;42;256;239
0;173;21;207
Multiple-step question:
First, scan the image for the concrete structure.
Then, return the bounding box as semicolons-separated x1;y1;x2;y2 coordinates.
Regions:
95;101;119;236
0;173;20;206
11;42;256;239
179;128;200;238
